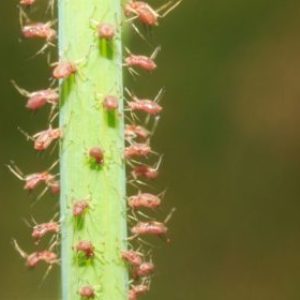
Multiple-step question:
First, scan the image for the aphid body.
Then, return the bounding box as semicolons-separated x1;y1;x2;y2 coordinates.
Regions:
89;147;104;165
26;89;59;110
33;127;61;151
125;1;159;26
52;62;77;79
131;221;168;236
22;22;56;42
125;143;152;159
73;199;90;217
26;250;58;268
121;250;143;267
103;95;119;111
78;285;96;299
32;221;60;241
20;0;36;6
125;54;157;71
125;124;150;141
98;23;116;40
75;241;95;258
128;192;161;209
131;164;159;180
128;284;149;300
135;261;155;277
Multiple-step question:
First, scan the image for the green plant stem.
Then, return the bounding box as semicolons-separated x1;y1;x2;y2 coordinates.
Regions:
58;1;128;299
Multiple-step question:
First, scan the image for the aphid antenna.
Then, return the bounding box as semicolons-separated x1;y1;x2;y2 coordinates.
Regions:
6;161;25;181
10;80;30;97
18;5;30;27
159;0;183;18
17;126;33;141
12;239;28;259
130;22;152;46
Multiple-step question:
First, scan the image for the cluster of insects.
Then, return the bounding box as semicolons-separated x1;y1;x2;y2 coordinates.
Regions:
10;0;180;299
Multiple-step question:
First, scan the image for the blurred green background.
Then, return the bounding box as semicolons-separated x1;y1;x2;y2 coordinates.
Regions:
1;0;300;299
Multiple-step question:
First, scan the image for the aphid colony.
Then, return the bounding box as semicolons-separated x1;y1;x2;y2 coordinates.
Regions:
11;0;180;299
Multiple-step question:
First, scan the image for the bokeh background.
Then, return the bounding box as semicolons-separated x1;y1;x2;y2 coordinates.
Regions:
1;0;300;299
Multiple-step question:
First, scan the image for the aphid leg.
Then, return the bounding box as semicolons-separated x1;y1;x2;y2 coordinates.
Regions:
18;5;30;29
164;207;176;224
150;46;161;60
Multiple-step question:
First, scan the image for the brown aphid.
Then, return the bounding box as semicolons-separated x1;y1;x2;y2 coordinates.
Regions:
12;81;59;111
74;241;95;258
103;95;119;111
131;221;168;237
97;23;116;40
128;192;161;209
89;147;104;165
125;124;150;141
22;22;56;42
73;199;90;218
121;250;143;267
32;221;60;242
33;127;62;151
52;61;77;79
125;143;152;159
78;285;96;299
13;240;58;268
134;261;155;277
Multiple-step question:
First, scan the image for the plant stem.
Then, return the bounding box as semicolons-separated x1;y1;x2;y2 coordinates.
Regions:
58;1;128;299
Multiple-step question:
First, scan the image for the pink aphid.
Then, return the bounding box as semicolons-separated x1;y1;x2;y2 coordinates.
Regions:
131;164;159;180
125;53;157;71
134;262;155;277
125;124;150;141
125;143;152;159
7;162;57;192
128;99;162;116
125;1;159;26
32;221;60;242
11;81;59;111
13;240;58;269
52;61;77;79
121;250;143;267
48;180;60;195
103;95;119;111
89;147;104;165
98;23;116;40
73;200;89;217
33;127;62;151
20;0;36;6
74;241;95;258
22;22;56;42
131;221;168;237
26;89;58;110
78;285;96;299
128;284;149;300
128;192;161;209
